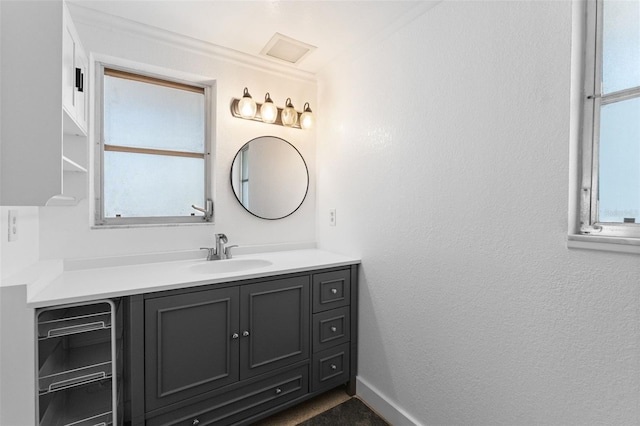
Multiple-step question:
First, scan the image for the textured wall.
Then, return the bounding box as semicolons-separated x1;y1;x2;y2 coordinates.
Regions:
317;1;640;424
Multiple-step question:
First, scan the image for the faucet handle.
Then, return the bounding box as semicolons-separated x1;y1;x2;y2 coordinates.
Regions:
200;247;216;260
224;245;239;259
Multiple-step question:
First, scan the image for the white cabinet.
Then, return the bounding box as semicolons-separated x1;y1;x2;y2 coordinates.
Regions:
0;1;89;206
62;7;88;134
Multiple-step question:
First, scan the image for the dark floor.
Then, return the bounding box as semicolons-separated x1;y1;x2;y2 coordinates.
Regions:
296;398;390;426
252;387;352;425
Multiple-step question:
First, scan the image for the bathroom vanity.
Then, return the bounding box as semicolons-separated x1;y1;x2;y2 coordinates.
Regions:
28;249;359;426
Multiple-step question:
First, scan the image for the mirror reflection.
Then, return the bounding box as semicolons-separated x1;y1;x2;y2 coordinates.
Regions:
230;136;309;220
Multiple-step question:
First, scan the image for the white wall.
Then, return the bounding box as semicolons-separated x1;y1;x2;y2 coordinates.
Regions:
0;285;35;426
317;1;640;424
38;8;318;260
0;207;39;281
0;208;40;426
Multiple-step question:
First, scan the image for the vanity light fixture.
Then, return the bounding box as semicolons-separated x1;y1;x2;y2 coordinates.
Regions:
237;87;257;119
281;98;298;127
230;88;314;130
260;93;278;124
300;102;314;130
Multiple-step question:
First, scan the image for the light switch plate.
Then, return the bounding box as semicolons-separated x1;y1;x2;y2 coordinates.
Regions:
8;209;18;242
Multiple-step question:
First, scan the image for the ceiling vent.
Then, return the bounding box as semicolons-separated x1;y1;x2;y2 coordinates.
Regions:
260;33;316;65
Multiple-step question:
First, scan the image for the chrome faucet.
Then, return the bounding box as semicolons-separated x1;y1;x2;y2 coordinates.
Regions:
215;233;228;258
200;233;233;261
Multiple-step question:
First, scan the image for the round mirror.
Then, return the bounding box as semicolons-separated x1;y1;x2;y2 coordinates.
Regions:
230;136;309;220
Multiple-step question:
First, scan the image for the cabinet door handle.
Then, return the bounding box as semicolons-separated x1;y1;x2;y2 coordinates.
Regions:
275;387;282;394
75;67;84;92
231;333;239;339
242;330;250;337
330;326;337;333
330;364;337;370
192;419;200;426
331;288;338;294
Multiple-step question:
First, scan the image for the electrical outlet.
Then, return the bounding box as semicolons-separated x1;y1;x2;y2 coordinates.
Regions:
329;208;336;226
8;209;18;242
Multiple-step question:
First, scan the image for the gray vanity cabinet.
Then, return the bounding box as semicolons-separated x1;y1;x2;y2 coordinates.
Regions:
144;287;240;412
128;266;357;426
311;270;354;393
239;277;309;379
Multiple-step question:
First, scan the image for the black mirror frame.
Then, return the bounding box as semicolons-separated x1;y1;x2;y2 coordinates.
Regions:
230;136;309;220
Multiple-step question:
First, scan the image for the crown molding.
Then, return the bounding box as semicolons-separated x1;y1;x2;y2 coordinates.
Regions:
66;2;317;83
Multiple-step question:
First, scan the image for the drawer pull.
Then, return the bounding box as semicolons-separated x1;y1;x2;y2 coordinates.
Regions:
330;326;337;333
242;330;250;337
231;333;239;339
275;387;282;394
330;364;337;370
331;288;338;294
193;419;200;426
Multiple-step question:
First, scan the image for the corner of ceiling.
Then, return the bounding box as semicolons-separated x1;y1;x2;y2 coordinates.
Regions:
66;2;318;83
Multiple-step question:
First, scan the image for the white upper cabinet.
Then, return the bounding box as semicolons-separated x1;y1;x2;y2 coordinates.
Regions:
0;1;89;206
62;7;88;134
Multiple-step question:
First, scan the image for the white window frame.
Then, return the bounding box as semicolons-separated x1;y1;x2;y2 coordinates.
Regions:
94;63;214;227
570;0;640;250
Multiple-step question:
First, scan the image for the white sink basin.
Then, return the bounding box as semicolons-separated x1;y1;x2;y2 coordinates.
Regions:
188;258;273;274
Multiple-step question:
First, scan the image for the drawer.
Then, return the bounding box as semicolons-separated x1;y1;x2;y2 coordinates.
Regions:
146;365;308;426
312;269;351;313
313;307;350;353
312;343;350;392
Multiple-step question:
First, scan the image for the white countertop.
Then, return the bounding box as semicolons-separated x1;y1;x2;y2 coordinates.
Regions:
26;249;360;308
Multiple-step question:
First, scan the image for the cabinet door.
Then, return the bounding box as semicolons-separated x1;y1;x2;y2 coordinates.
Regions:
144;287;239;412
73;48;87;131
240;276;310;379
62;23;76;116
62;6;87;133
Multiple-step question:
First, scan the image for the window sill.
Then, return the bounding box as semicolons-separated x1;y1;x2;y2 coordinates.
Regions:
567;234;640;255
91;221;211;230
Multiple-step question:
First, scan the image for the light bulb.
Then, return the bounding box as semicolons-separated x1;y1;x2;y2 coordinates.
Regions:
260;93;278;124
281;98;298;127
238;87;257;119
300;102;314;130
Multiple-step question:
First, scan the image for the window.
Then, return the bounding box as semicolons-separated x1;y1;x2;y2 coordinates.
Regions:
96;67;212;225
578;0;640;240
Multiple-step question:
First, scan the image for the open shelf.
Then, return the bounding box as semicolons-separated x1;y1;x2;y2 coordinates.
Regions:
39;380;113;426
63;106;86;137
62;156;88;173
37;300;119;426
39;341;112;395
38;305;112;340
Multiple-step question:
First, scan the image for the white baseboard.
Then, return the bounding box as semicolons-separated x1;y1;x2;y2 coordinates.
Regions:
356;376;422;426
